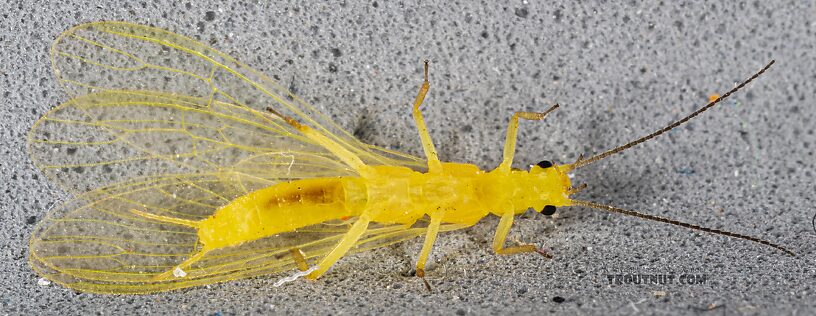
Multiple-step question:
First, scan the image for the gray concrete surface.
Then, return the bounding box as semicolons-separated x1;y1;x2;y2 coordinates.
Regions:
2;1;815;315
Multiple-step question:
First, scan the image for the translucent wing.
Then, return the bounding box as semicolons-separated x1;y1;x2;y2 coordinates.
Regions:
28;22;438;294
34;21;425;194
28;89;357;193
29;171;469;294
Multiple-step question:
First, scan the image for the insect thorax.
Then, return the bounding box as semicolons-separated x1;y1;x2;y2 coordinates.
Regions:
362;163;573;225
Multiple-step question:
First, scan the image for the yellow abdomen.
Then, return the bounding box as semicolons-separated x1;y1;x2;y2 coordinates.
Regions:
197;178;364;249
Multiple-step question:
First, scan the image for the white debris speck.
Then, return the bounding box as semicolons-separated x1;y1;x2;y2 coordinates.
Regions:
37;278;51;286
173;267;187;278
283;154;295;175
274;266;318;287
734;169;740;177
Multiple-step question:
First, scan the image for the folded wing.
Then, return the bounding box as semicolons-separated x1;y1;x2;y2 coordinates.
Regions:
28;22;439;294
33;21;424;194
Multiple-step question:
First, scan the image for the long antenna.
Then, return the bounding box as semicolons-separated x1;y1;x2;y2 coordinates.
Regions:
571;60;775;170
571;199;794;256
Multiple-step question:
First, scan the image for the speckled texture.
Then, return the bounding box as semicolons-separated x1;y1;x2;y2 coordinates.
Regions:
2;1;815;315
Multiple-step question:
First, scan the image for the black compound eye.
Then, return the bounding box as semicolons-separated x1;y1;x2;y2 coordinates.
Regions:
542;205;556;216
536;160;553;169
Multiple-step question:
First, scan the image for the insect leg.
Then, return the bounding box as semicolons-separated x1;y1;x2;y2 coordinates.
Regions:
411;60;443;173
130;209;200;228
306;215;372;279
415;211;444;278
492;210;552;258
495;104;560;172
289;248;311;272
152;248;210;281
